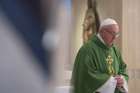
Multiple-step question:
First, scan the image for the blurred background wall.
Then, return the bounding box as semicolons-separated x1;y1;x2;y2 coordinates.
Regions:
122;0;140;92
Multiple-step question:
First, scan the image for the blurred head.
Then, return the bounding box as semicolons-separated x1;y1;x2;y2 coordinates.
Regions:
99;18;120;47
83;16;94;43
83;16;94;31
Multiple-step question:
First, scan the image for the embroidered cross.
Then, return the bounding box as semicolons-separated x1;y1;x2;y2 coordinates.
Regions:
106;55;113;65
106;55;115;75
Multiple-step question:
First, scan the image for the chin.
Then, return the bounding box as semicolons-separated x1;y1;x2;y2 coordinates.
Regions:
108;43;113;47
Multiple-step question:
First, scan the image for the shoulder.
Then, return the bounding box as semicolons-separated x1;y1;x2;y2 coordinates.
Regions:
82;40;95;51
76;41;94;57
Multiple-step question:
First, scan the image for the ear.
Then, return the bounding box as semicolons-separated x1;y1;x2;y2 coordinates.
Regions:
100;30;105;38
100;29;104;34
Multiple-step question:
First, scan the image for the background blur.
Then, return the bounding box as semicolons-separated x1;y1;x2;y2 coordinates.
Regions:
0;0;140;93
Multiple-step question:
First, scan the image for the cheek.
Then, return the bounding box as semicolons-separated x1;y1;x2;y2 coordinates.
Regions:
104;35;113;43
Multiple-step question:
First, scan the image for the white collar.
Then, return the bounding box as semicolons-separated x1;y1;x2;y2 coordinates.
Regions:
97;33;106;45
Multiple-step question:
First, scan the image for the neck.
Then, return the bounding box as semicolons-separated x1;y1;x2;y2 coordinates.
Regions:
97;33;113;47
97;33;106;45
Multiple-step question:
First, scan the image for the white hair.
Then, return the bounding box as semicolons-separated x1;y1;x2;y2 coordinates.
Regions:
100;18;118;29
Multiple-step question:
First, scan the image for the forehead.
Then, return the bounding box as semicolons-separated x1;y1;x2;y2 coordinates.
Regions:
102;24;119;32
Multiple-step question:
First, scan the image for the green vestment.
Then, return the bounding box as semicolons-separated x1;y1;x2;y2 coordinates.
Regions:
71;35;128;93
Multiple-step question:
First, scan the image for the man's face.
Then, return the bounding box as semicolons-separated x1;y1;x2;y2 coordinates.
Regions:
100;24;120;46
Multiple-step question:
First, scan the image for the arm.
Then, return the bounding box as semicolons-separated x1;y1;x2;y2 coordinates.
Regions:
114;46;129;81
118;55;129;93
118;55;129;82
114;47;129;92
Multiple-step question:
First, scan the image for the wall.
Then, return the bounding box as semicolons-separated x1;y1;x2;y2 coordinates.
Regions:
122;0;140;92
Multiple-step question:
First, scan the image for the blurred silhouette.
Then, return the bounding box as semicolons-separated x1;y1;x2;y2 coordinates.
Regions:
83;0;100;43
0;0;50;75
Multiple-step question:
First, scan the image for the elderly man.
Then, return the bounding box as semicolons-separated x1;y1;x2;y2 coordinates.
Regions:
71;18;128;93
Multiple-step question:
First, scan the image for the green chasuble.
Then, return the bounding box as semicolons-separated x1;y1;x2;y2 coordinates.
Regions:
71;35;128;93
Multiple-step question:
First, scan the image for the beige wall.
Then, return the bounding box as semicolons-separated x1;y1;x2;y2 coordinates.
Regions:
122;0;140;93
